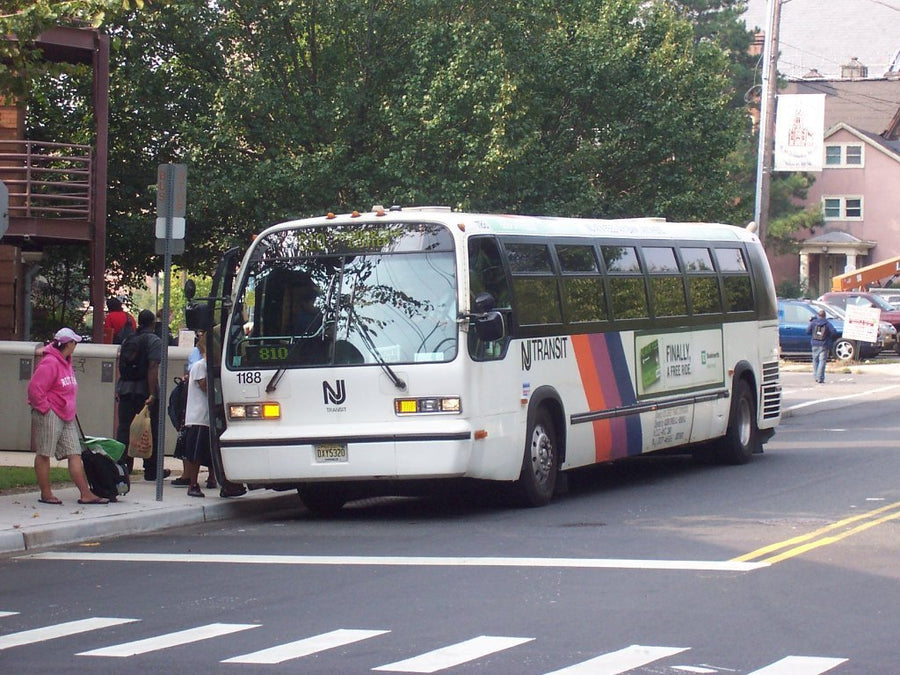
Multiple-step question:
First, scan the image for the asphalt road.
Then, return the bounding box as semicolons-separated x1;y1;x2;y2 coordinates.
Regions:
2;366;899;673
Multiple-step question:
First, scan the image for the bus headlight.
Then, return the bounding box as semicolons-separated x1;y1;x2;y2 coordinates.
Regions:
228;402;281;420
394;396;461;415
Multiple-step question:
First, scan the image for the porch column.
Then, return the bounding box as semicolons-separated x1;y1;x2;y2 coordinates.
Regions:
799;252;810;294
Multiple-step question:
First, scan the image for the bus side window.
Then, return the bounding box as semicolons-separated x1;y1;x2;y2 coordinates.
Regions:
602;245;649;321
715;248;754;313
468;236;512;360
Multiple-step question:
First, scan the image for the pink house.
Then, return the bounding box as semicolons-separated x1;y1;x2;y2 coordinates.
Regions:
767;75;900;297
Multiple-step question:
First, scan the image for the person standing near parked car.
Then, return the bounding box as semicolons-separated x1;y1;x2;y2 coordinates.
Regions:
27;328;109;505
807;309;837;384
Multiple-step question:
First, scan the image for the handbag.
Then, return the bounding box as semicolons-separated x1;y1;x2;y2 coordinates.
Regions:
127;404;153;459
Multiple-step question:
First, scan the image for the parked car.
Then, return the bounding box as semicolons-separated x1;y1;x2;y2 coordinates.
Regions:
778;298;877;362
810;300;892;355
817;291;900;354
867;287;900;310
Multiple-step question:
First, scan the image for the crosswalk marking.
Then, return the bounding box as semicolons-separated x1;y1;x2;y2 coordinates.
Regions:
373;635;535;673
223;628;389;664
543;645;690;675
76;622;260;657
0;617;137;651
0;612;852;673
747;655;849;674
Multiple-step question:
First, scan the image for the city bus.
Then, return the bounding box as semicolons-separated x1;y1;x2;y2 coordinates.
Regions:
192;206;781;512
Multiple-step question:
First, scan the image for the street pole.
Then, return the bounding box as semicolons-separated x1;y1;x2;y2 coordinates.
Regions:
753;0;784;247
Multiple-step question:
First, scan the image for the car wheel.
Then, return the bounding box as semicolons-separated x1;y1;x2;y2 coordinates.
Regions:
833;339;856;361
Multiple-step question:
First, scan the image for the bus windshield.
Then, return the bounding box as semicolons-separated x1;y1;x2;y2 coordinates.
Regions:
225;221;459;370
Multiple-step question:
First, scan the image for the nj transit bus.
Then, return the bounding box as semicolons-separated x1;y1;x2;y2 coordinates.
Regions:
193;207;781;512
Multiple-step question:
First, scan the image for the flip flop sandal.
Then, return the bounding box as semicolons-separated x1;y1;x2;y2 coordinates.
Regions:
77;498;110;505
38;497;63;505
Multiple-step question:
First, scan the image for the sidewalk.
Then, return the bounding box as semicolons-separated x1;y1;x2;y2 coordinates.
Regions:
0;451;297;554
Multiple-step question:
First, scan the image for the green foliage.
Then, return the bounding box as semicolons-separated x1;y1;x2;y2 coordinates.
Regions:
9;0;788;303
30;246;93;341
776;278;807;299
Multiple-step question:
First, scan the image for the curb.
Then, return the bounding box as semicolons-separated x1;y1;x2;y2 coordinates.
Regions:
1;491;299;555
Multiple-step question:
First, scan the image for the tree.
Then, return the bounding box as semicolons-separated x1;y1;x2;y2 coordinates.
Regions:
16;0;759;296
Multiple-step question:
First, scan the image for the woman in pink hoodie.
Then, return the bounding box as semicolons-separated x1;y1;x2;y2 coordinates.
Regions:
27;327;108;505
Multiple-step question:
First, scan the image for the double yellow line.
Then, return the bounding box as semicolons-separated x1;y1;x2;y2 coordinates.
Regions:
733;500;900;565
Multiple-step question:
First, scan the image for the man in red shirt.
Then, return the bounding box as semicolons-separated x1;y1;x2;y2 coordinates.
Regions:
102;298;136;344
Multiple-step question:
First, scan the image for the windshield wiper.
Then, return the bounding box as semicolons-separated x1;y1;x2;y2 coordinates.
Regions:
349;307;407;391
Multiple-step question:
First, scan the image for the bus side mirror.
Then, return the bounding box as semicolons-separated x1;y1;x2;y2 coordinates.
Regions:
474;292;496;313
474;311;505;342
185;303;210;332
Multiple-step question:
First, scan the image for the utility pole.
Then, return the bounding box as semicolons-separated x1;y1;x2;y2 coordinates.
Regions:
753;0;785;247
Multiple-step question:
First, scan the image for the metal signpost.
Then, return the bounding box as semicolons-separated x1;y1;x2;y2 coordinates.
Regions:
0;181;8;239
154;163;186;500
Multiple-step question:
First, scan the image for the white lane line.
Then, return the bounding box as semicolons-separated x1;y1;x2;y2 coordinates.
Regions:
0;617;137;651
77;622;259;657
25;552;767;573
373;635;534;673
784;384;900;413
746;655;848;674
543;645;689;674
0;612;19;618
223;628;389;664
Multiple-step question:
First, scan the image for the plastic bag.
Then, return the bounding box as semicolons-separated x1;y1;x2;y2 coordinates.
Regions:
82;435;126;462
128;404;153;459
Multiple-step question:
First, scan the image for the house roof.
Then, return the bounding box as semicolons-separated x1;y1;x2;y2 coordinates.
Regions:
825;122;900;164
783;79;900;135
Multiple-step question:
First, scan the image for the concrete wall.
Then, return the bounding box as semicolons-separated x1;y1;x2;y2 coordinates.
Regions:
1;341;192;454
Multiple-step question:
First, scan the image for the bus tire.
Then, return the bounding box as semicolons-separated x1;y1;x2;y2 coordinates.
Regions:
516;408;558;507
298;484;348;514
716;378;758;465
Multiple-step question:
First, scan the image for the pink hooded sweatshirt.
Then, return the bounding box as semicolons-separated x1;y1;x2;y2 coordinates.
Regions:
27;346;78;422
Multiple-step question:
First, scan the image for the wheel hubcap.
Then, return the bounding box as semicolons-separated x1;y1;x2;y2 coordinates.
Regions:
737;397;752;448
530;425;553;484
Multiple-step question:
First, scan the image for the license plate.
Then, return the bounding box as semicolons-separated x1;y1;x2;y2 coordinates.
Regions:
314;443;348;463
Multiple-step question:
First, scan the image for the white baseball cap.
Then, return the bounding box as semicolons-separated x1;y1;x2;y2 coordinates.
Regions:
54;327;83;344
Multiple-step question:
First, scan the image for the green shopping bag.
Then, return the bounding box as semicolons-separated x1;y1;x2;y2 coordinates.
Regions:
82;436;126;462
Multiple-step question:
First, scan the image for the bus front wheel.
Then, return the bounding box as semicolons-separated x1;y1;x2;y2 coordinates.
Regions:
715;378;759;465
298;484;348;515
516;408;558;507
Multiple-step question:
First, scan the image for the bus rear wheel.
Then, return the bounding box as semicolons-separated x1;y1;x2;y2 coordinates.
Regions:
298;484;348;514
516;408;558;507
715;378;759;465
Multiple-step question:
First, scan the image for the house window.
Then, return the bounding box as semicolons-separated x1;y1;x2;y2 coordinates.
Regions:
823;196;863;220
824;143;864;168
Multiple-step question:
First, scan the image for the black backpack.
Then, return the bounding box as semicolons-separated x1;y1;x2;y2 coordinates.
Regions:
81;448;130;500
812;322;828;341
112;316;136;345
119;331;149;381
168;377;187;431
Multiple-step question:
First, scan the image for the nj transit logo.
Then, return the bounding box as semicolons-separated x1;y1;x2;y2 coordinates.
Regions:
322;380;347;405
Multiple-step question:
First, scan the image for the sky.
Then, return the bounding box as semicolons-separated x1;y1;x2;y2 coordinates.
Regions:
742;0;900;79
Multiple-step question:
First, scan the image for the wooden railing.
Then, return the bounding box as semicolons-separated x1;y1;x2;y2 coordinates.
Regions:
0;140;93;220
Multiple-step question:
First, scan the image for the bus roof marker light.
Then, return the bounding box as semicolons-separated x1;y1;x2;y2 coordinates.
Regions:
326;213;336;219
351;211;361;218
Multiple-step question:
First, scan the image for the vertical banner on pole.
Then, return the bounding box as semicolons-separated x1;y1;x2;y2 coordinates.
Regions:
774;94;826;172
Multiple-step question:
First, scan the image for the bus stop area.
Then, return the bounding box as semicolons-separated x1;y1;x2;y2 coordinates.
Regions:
0;454;296;555
1;360;899;556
